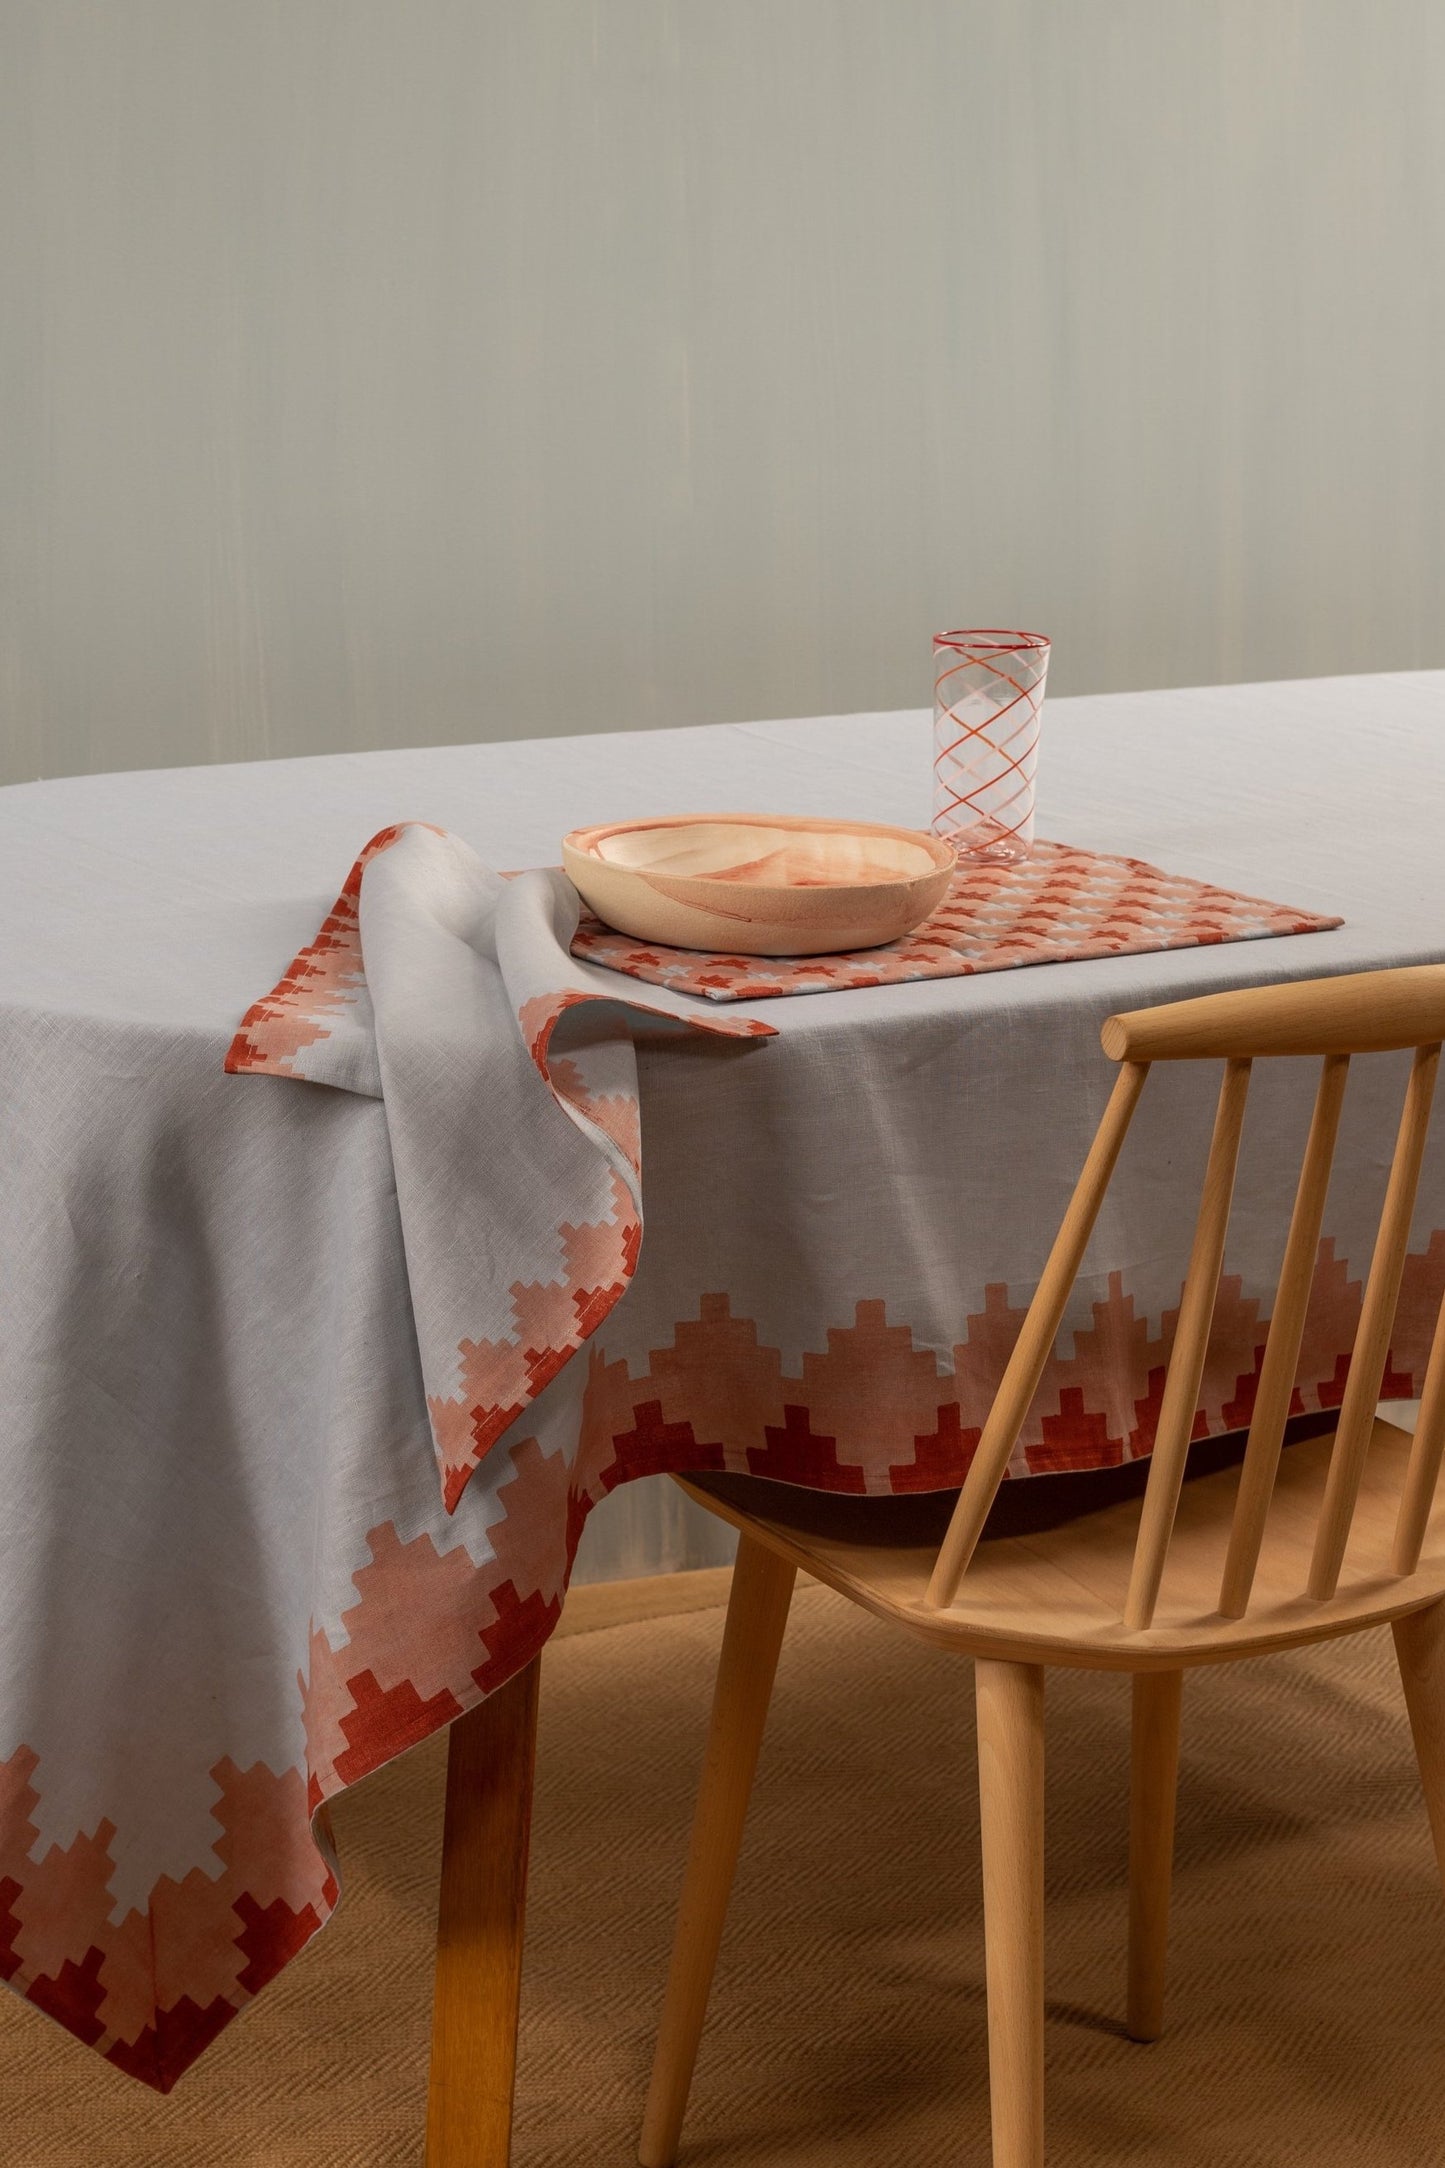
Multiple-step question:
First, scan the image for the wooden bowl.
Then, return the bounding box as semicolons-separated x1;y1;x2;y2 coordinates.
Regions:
561;814;956;956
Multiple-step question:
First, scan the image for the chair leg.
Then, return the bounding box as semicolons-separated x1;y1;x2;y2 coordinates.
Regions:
639;1534;797;2168
425;1655;542;2168
1126;1668;1183;2043
1392;1600;1445;1890
976;1659;1046;2168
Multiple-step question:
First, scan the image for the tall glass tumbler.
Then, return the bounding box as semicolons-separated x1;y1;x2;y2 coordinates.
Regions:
932;629;1051;863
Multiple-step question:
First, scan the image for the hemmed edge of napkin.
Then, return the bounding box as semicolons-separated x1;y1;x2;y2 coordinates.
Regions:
223;823;446;1084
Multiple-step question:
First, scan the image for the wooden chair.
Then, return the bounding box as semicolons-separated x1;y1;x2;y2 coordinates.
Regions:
638;964;1445;2168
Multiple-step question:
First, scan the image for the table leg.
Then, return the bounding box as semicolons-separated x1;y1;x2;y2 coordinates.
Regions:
425;1656;542;2168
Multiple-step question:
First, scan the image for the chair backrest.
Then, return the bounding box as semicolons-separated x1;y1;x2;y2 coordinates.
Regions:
924;964;1445;1627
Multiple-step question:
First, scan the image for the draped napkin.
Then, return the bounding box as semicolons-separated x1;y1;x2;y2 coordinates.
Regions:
226;823;773;1510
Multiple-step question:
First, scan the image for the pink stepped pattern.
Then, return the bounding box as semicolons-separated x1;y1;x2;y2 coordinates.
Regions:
571;839;1343;1001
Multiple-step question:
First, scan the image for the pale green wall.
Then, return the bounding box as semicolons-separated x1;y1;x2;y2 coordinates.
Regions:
3;0;1443;787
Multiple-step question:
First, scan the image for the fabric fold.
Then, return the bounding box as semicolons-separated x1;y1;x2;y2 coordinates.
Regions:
226;823;773;1510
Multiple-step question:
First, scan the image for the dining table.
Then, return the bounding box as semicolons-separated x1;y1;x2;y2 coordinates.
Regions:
3;668;1445;2164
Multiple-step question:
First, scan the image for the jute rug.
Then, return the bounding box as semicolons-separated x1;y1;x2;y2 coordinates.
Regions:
6;1577;1445;2166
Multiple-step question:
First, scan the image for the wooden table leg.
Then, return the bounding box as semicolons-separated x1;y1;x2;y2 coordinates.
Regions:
426;1656;542;2168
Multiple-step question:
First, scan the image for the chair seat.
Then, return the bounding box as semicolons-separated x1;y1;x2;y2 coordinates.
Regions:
678;1417;1445;1670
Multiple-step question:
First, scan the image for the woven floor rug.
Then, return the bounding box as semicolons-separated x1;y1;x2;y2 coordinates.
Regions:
2;1579;1440;2165
571;839;1342;1001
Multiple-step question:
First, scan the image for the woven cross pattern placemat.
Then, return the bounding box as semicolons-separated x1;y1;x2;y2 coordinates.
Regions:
569;839;1343;1002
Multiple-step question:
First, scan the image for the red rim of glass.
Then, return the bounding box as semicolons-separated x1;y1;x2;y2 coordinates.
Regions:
933;628;1051;654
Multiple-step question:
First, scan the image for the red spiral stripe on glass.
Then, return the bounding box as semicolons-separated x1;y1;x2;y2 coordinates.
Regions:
933;630;1050;850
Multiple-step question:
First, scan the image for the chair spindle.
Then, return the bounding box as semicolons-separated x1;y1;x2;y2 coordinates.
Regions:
1124;1059;1252;1633
924;1061;1150;1612
1308;1043;1441;1601
1308;1040;1445;1604
1218;1054;1350;1618
1387;1048;1445;1584
1393;1290;1445;1576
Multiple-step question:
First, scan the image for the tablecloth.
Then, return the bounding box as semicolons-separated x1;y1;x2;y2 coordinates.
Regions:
3;673;1444;2088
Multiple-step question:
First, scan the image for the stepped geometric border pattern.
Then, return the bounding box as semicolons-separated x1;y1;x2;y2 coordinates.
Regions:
3;1230;1442;2089
570;840;1343;1002
224;823;416;1077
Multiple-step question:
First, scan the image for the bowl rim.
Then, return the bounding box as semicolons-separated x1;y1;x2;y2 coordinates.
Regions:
561;812;956;893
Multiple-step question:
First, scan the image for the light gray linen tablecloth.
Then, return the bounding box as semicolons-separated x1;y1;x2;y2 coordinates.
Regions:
1;671;1443;2087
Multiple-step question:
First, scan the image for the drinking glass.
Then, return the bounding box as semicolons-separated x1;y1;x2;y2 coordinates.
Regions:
932;629;1051;863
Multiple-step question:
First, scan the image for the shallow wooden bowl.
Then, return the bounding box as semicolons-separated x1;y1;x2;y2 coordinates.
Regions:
562;813;956;956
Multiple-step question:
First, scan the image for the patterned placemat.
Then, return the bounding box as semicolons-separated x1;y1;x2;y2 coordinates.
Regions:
569;839;1343;1001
